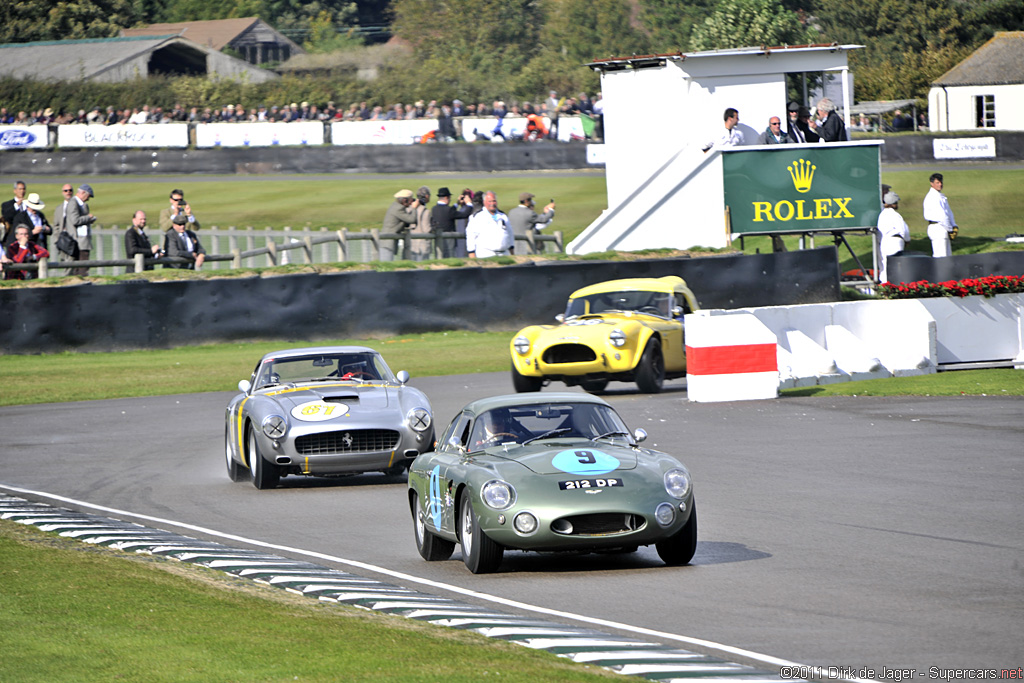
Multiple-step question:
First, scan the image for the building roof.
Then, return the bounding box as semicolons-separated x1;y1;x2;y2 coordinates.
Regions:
932;32;1024;87
122;17;262;51
0;36;179;81
121;17;301;53
585;43;863;70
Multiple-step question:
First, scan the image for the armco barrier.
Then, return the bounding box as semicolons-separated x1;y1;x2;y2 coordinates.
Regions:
0;249;841;354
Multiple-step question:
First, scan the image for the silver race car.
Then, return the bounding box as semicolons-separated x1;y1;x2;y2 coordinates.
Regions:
225;346;433;489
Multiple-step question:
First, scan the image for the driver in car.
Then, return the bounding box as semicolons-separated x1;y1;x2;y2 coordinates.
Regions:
472;409;530;448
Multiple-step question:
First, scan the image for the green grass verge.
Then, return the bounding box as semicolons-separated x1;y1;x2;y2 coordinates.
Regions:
2;330;1022;407
0;521;616;683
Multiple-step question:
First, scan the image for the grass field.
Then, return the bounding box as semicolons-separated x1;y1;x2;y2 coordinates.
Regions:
0;521;617;683
6;167;1022;270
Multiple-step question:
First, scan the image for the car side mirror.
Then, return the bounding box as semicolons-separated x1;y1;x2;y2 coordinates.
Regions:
396;370;410;384
671;306;683;318
555;313;565;323
633;428;647;444
238;379;251;393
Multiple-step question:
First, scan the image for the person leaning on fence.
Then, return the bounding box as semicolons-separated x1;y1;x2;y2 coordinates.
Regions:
160;189;200;233
4;223;49;280
163;214;206;270
125;210;161;271
64;184;97;276
381;189;419;261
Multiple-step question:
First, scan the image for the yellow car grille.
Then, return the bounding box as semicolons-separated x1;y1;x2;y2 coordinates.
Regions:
542;344;598;364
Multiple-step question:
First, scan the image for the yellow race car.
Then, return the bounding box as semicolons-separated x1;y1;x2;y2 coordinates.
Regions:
510;276;700;394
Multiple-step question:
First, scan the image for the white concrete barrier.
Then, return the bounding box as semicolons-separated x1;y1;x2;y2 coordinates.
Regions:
685;313;778;402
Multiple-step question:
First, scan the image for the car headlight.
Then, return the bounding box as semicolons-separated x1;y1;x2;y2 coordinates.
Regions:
480;479;516;510
609;329;626;347
513;335;531;355
262;415;286;439
513;511;538;535
655;502;676;527
664;468;691;499
406;408;431;432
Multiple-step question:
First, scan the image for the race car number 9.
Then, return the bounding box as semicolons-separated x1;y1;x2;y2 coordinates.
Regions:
291;400;348;421
551;448;620;476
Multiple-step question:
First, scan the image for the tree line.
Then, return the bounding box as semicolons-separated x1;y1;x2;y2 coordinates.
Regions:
2;0;1022;111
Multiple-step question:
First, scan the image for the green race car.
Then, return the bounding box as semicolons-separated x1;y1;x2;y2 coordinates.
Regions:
407;393;696;574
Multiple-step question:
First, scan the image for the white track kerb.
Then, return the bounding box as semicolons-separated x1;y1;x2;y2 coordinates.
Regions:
0;483;860;682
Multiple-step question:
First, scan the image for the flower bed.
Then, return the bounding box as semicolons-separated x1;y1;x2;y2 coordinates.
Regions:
878;275;1024;299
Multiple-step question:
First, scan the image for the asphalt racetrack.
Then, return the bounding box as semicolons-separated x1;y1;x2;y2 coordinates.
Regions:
2;372;1022;673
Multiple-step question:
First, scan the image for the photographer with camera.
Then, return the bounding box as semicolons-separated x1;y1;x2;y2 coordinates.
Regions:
159;189;201;233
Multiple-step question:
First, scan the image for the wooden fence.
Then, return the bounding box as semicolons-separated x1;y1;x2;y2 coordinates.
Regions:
3;225;564;279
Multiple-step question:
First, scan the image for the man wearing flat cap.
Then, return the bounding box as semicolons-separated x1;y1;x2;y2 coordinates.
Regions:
63;183;97;275
508;193;556;251
381;189;420;261
786;102;818;144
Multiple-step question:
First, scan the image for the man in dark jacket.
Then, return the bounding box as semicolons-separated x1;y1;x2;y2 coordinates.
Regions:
812;98;848;142
429;187;473;258
125;210;160;271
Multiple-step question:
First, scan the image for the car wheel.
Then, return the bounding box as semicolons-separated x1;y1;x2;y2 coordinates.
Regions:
458;494;503;574
225;426;246;482
656;501;697;566
580;378;609;394
511;362;543;393
635;337;665;393
412;491;455;561
247;425;280;490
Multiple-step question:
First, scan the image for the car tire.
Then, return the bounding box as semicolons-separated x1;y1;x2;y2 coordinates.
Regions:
459;494;503;574
248;425;280;490
656;501;697;566
412;491;455;561
511;362;543;393
635;337;665;393
225;426;246;482
580;378;609;394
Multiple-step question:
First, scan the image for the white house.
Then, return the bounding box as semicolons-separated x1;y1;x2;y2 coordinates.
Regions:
928;32;1024;132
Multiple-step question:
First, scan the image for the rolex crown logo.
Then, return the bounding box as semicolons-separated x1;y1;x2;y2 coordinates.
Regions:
787;158;816;193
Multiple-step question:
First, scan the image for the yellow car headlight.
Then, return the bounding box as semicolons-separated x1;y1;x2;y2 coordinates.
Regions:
513;335;531;355
609;329;627;348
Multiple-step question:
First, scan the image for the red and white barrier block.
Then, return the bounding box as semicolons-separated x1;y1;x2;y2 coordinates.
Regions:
685;313;778;402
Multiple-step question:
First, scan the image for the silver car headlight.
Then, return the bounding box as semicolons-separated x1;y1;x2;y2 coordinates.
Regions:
480;480;516;510
664;468;691;499
262;415;286;439
406;407;431;432
513;335;531;355
609;329;626;347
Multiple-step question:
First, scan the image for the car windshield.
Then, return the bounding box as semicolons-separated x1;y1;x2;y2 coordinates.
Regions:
255;352;394;388
565;290;672;319
468;402;629;452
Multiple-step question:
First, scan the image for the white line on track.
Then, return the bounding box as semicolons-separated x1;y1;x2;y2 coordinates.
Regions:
0;483;831;676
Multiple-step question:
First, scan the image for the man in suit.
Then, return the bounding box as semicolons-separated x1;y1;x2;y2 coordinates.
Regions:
1;180;27;242
811;97;848;142
124;210;160;271
159;188;200;233
64;184;97;276
164;215;206;270
429;187;473;258
787;103;819;144
507;192;555;253
53;183;73;234
8;192;52;249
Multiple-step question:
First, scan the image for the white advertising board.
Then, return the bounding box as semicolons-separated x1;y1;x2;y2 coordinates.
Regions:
58;123;189;148
460;116;585;142
195;122;324;148
933;137;996;159
0;125;50;150
331;120;438;145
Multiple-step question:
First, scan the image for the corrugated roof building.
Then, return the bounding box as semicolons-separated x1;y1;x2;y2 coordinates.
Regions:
928;32;1024;131
0;35;279;83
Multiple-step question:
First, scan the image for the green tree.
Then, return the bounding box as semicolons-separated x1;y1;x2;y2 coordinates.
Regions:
690;0;815;51
638;0;717;52
1;0;141;44
302;8;362;53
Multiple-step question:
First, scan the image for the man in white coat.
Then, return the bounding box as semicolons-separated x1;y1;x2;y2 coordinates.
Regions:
876;191;910;284
922;173;957;257
466;191;512;257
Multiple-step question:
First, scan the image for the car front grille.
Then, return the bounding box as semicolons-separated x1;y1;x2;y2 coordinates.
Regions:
542;344;597;364
552;513;646;536
295;429;400;455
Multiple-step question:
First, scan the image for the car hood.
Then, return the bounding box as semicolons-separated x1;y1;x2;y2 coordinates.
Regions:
533;314;656;340
261;382;396;412
488;441;638;475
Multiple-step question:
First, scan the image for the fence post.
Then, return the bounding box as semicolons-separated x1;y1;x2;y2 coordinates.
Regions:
524;231;537;254
336;229;348;262
38;259;48;279
266;237;277;266
554;230;564;253
134;253;145;273
303;235;313;264
232;248;241;269
370;228;381;262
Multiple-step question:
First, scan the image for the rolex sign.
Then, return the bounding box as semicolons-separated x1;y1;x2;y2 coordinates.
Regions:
722;143;882;235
